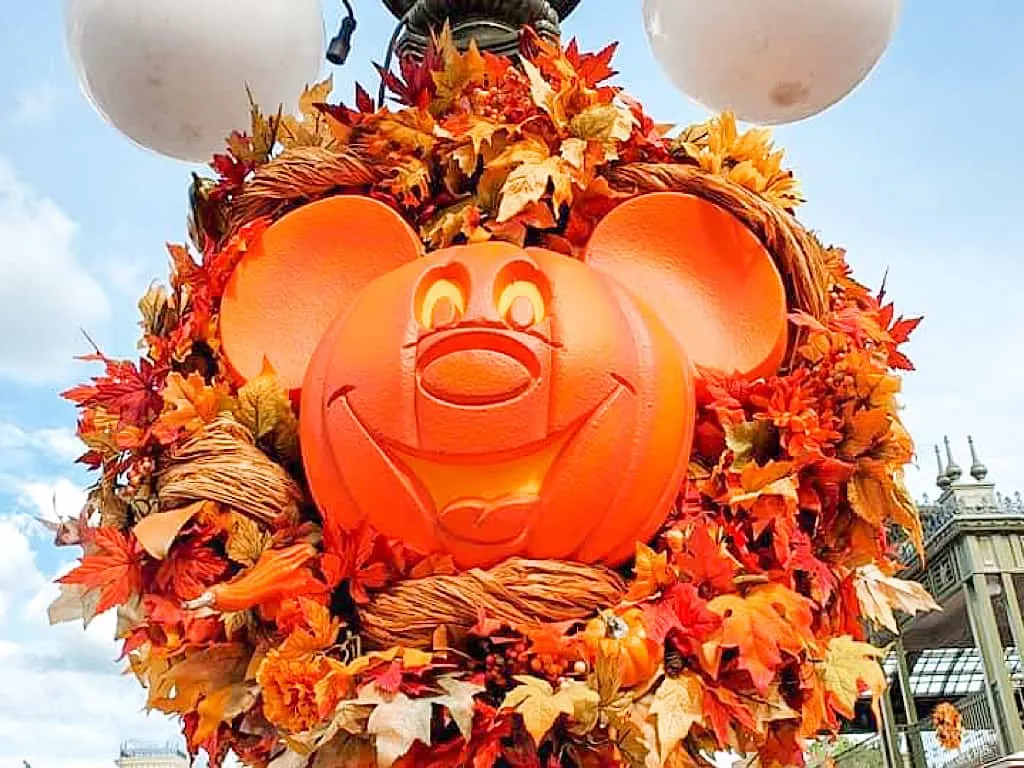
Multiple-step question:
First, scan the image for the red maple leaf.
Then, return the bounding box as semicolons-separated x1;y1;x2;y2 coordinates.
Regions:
155;533;231;601
376;41;440;109
63;353;167;426
58;527;143;614
644;583;722;658
564;39;619;87
675;524;738;595
703;683;758;748
786;531;839;606
331;525;393;604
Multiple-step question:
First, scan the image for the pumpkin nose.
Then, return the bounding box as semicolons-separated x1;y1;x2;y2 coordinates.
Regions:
418;335;537;406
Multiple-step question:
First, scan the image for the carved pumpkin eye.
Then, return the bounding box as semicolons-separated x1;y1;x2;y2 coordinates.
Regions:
419;277;465;330
497;279;545;330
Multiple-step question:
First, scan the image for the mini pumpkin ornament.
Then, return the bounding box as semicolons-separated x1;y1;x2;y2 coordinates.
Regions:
219;193;787;568
581;608;662;688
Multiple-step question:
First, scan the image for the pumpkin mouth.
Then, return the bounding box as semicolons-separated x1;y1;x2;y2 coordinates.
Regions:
331;378;629;546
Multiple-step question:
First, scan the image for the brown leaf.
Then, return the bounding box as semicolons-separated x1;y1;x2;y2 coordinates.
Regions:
225;512;271;566
854;564;941;633
133;501;206;560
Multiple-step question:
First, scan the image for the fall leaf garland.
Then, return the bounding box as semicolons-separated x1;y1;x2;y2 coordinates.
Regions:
48;29;939;768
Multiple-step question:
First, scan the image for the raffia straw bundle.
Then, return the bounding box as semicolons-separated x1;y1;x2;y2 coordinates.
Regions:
358;558;627;649
157;417;302;528
226;146;381;236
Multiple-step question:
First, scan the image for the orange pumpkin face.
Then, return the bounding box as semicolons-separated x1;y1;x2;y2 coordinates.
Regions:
219;194;787;569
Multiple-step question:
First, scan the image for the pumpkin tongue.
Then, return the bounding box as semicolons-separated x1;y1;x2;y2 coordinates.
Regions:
436;494;540;545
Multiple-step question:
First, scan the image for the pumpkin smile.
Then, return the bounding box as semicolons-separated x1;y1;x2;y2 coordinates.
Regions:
332;379;628;546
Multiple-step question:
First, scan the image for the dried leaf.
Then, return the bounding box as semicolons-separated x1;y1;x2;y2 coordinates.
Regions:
279;78;341;149
366;693;433;767
225;512;271;566
233;365;299;460
854;564;940;633
818;636;888;720
132;501;206;560
47;583;102;628
649;674;704;761
501;675;597;745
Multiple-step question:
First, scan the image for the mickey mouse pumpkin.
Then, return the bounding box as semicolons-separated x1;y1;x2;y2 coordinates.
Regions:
219;193;787;568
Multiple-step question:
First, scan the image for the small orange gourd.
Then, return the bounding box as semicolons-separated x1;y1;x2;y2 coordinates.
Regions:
186;542;323;612
581;608;661;688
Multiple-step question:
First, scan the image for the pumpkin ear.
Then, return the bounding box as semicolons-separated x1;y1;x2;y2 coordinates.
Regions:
220;195;424;390
584;192;788;381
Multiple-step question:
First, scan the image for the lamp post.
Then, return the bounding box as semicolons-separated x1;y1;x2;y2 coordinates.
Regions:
380;0;583;58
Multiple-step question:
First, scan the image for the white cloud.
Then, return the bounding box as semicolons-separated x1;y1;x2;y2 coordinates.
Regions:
0;423;81;462
0;158;111;383
0;561;183;768
0;519;43;622
17;477;88;524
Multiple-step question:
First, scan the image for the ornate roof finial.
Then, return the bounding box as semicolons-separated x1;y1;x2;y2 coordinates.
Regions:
935;444;951;490
968;435;989;482
944;435;963;484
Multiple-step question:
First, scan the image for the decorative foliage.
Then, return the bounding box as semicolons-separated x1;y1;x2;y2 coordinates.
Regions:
48;28;934;768
933;702;963;751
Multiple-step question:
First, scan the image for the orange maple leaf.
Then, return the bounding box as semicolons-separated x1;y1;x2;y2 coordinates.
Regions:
153;371;227;442
58;527;143;615
705;584;817;694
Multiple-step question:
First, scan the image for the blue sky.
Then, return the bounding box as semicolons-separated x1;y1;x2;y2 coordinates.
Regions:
1;1;1022;765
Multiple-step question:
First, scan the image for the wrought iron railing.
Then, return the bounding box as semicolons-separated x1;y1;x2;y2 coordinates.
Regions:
897;491;1024;567
888;691;1004;768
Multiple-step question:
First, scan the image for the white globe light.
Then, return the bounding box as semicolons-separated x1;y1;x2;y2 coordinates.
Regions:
642;0;901;125
65;0;325;163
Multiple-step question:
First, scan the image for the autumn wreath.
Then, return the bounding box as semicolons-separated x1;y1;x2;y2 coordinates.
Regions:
50;30;940;768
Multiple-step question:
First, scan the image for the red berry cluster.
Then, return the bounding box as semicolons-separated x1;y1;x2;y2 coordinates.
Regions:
121;455;156;499
483;638;530;689
468;69;535;123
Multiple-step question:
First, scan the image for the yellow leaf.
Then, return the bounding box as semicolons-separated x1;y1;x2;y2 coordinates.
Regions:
570;104;635;143
649;674;704;762
234;365;299;458
279;78;341;149
225;512;271;566
194;682;258;743
560;137;587;169
520;58;564;128
159;371;228;436
497;155;575;223
502;675;575;744
818;636;888;721
854;564;940;633
432;38;486;109
435;676;486;739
